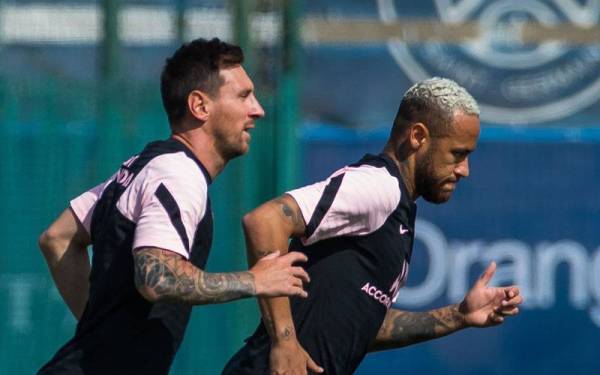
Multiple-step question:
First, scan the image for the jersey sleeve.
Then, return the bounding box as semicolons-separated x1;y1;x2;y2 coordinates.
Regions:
129;154;208;259
70;176;114;234
287;165;401;246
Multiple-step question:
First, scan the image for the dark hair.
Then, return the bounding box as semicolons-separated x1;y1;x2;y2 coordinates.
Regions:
393;96;452;137
160;37;244;126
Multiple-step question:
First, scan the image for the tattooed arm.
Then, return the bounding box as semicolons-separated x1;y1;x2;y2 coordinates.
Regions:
134;246;310;305
134;248;254;304
370;305;466;351
370;262;523;352
243;194;323;373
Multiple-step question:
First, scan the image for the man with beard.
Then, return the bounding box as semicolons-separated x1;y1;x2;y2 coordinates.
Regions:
37;38;310;375
222;77;523;375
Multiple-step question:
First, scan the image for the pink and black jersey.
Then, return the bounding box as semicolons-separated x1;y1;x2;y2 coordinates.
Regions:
39;139;213;375
223;154;417;375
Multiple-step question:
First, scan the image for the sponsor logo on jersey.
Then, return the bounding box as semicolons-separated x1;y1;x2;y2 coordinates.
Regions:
361;261;410;308
361;282;394;308
115;155;139;188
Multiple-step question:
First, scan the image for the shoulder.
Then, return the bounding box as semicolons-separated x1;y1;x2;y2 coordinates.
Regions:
121;151;209;218
336;163;401;205
142;152;209;193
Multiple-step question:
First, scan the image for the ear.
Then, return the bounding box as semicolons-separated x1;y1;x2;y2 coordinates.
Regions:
408;122;430;151
187;90;210;122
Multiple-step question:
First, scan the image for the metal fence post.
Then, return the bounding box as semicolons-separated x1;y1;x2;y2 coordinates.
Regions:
97;0;123;179
275;0;301;193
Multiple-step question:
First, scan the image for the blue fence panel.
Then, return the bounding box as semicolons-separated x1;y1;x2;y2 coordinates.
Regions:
299;126;600;375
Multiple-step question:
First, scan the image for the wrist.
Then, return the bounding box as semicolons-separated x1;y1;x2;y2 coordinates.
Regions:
243;271;258;296
270;326;297;344
456;302;471;328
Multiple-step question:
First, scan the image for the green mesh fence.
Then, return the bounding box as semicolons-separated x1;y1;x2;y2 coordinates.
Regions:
0;0;302;371
0;71;289;374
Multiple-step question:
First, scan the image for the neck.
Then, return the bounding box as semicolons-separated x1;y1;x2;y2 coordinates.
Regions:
382;143;418;201
171;131;226;180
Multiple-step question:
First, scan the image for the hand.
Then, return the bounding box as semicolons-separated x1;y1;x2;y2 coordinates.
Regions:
459;262;523;327
250;251;310;298
270;339;324;374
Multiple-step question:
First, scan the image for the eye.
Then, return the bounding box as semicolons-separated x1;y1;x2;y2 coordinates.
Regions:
452;150;469;161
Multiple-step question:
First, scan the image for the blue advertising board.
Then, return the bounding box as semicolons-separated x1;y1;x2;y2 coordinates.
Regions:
299;128;600;374
299;1;600;370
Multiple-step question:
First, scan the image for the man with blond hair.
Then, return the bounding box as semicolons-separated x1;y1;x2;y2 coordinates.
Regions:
224;78;523;375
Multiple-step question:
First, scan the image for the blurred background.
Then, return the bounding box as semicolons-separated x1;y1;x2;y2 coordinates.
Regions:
1;0;599;373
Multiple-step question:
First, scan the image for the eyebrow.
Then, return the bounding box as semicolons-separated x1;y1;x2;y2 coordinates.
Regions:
452;147;474;155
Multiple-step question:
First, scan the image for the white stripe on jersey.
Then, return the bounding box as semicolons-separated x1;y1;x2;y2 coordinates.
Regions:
287;164;401;246
70;152;209;259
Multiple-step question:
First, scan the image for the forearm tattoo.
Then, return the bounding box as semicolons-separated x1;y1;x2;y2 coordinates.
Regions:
371;304;465;351
282;326;294;340
262;314;295;342
134;248;255;304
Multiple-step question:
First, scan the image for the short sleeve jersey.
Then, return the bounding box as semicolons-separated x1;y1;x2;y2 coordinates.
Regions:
71;149;209;259
39;139;213;375
223;154;417;375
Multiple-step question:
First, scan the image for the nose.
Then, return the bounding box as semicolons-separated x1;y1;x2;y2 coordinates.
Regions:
250;95;265;119
454;157;470;178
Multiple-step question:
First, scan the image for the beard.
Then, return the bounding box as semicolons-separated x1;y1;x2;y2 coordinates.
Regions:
213;126;250;161
210;107;251;161
218;138;248;160
415;146;453;204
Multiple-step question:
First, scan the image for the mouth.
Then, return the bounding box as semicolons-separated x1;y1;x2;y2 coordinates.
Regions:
441;180;457;191
243;126;254;141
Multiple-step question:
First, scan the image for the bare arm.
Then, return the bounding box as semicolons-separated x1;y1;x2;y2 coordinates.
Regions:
370;262;523;352
39;208;91;320
244;195;304;338
133;245;309;305
243;194;323;373
370;304;466;352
